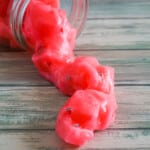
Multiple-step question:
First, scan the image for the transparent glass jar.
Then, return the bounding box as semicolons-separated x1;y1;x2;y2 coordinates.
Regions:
8;0;89;49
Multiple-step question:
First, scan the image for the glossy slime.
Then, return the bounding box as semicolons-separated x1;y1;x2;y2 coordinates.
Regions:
0;0;117;146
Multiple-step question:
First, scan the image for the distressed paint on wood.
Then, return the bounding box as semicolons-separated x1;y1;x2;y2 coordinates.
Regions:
77;19;150;49
1;1;150;51
0;86;150;129
89;0;150;18
0;129;150;150
0;51;149;85
0;0;150;149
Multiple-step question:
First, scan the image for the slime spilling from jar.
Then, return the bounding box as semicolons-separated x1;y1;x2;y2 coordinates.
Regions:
0;0;117;146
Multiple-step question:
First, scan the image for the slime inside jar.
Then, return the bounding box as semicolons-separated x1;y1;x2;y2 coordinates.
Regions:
0;0;16;47
0;0;117;146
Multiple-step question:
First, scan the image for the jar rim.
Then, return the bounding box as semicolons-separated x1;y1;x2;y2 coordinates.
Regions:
10;0;89;50
10;0;30;49
69;0;89;37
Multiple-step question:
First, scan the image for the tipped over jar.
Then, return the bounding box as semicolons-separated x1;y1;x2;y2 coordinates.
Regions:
0;0;89;50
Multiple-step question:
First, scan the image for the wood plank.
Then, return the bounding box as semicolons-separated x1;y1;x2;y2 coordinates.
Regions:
1;19;150;50
0;52;50;86
77;19;150;50
0;129;150;150
1;2;150;51
89;0;150;18
0;51;149;86
64;0;150;18
2;18;150;50
0;86;150;130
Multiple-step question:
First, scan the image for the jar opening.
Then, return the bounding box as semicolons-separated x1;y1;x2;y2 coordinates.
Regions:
10;0;30;49
10;0;89;50
60;0;89;36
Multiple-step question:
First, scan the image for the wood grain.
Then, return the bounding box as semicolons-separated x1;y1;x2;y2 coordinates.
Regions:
2;2;150;50
0;51;149;86
77;19;150;49
89;0;150;18
0;86;150;130
80;0;150;49
0;129;150;150
0;0;150;149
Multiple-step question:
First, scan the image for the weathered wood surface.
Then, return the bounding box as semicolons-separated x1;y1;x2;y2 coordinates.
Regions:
77;19;150;49
0;51;149;85
0;129;150;150
77;0;150;49
0;86;150;130
89;0;150;18
0;0;150;149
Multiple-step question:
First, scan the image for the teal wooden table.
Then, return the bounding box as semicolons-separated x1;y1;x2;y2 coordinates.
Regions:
0;0;150;149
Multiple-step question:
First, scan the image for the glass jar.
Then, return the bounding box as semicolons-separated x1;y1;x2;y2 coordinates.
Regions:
7;0;89;49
